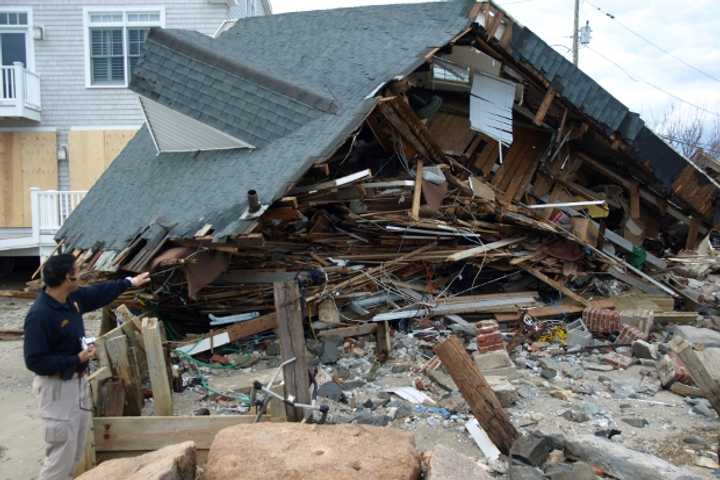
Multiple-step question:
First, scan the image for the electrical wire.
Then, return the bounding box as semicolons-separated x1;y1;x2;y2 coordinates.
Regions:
584;45;720;119
583;0;720;85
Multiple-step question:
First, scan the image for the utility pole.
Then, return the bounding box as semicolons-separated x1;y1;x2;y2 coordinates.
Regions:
572;0;580;65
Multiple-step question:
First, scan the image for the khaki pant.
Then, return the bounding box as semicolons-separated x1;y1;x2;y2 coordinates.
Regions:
33;374;91;480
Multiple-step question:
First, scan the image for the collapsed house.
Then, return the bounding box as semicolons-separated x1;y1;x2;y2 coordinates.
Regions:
57;0;719;329
48;1;720;477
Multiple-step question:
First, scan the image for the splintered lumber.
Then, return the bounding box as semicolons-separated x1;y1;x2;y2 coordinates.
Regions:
434;336;518;453
533;88;556;126
411;160;423;221
274;281;311;422
94;415;260;453
447;237;525;262
142;318;173;416
105;335;143;416
0;329;23;340
0;289;37;299
522;266;590;307
671;337;720;414
375;321;391;361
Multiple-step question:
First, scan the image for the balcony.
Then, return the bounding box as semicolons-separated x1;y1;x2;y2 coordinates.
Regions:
0;62;41;121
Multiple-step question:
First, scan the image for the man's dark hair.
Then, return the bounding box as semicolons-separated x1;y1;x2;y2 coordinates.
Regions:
42;254;76;288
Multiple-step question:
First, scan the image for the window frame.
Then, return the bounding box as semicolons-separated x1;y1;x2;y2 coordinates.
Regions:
0;6;34;72
83;6;165;89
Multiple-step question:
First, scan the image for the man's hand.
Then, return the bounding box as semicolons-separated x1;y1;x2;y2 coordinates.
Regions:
78;345;96;363
129;272;151;288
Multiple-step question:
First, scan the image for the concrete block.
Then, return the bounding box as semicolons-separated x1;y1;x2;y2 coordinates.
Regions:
510;434;553;467
427;444;491;480
76;441;196;480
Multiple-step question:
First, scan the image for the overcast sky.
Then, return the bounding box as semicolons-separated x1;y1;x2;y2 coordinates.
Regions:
270;0;720;135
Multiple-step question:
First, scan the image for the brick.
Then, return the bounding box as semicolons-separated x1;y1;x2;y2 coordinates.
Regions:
583;308;620;335
602;352;634;369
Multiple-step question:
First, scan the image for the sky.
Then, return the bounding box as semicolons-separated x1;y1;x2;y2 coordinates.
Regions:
270;0;720;137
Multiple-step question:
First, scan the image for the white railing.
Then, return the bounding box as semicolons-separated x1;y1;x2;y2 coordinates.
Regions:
0;62;41;114
30;188;87;242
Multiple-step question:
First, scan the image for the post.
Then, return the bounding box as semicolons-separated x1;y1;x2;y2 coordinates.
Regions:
572;0;580;66
30;187;40;243
434;336;518;453
375;321;391;362
12;62;24;114
142;318;173;416
273;280;311;422
106;335;143;416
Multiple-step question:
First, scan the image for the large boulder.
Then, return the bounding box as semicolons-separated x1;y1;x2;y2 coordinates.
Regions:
205;423;420;480
76;441;196;480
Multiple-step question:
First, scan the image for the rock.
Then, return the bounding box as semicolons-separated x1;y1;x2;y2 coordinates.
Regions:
426;369;457;392
541;368;558;381
508;465;545;480
338;379;365;391
632;340;658;360
486;376;519;407
426;444;491;480
352;410;391;426
545;461;595;480
205;423;420;480
76;442;196;480
683;436;707;446
318;382;345;402
690;399;716;418
562;365;584;380
193;407;210;416
584;362;615;372
602;352;634;369
510;434;553;467
546;449;565;465
562;434;705;480
561;408;590;423
621;417;649;428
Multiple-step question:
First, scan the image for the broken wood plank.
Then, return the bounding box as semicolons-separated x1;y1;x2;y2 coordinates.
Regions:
434;336;518;453
533;88;556;126
686;217;700;251
375;321;391;362
411;160;423;221
317;323;378;338
447;237;524;262
523;266;590;307
105;335;143;416
94;415;260;452
274;281;311;422
142;318;173;416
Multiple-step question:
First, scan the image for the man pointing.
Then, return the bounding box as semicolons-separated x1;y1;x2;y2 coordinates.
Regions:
23;253;150;479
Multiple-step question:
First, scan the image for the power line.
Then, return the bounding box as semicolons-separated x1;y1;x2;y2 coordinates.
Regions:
585;45;720;119
583;0;720;85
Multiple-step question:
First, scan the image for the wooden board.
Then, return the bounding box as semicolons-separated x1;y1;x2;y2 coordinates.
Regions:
491;127;548;202
0;131;57;226
68;129;137;190
93;416;259;452
142;318;173;416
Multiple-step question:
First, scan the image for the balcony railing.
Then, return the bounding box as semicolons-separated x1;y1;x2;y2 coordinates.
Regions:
0;62;41;120
30;188;87;241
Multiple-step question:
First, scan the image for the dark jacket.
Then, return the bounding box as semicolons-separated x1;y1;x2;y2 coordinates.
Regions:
23;279;131;376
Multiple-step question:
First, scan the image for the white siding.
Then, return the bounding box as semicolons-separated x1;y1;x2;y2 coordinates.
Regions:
26;0;236;130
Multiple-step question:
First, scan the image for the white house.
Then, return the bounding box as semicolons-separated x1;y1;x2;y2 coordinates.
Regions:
0;0;271;264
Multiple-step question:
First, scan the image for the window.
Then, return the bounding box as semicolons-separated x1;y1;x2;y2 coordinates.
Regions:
84;8;164;87
0;12;28;26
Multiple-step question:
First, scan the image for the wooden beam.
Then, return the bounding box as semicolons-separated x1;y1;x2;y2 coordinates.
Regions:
375;321;391;362
486;10;504;40
434;336;518;453
411;160;423;221
533;88;556;126
94;416;259;452
273;281;311;422
523;266;590;307
629;182;641;219
228;312;277;341
686;216;700;251
142;318;173;416
317;323;378;338
105;335;143;416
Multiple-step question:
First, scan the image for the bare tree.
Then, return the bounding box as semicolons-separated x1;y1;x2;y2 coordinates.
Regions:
657;103;705;158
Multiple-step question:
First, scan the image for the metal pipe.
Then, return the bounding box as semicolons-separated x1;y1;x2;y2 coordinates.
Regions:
247;190;261;213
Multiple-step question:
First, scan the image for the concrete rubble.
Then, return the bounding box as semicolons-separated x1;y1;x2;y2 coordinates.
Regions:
75;442;196;480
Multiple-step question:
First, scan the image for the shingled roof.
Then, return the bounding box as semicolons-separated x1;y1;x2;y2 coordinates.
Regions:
57;1;474;250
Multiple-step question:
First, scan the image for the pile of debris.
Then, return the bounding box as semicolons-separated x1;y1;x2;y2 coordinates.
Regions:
36;1;720;478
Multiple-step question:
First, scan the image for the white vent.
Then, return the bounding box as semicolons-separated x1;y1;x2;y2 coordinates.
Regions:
139;96;254;154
